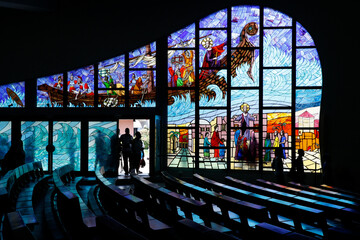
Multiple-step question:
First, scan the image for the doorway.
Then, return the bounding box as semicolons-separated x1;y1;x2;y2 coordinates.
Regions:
118;119;150;176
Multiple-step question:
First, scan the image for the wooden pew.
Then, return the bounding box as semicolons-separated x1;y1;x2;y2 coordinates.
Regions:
95;167;173;239
226;176;360;227
0;162;49;229
257;179;359;210
131;174;234;236
320;184;360;199
287;181;360;205
192;173;328;239
4;211;35;240
161;171;270;238
53;164;96;237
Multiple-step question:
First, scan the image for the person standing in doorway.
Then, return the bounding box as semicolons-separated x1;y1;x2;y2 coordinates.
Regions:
119;128;133;175
131;132;144;175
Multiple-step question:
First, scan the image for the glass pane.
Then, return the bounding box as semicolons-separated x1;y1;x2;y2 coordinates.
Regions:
88;121;117;172
53;121;81;171
129;70;156;107
129;42;156;69
67;65;95;107
263;109;292;154
296;22;315;47
168;50;195;87
199;8;227;28
0;82;25;108
199;30;227;70
168;24;195;48
263;69;292;107
230;127;259;170
231;49;259;86
199;109;227;169
296;49;322;86
295;129;320;173
37;74;64;107
168;90;195;127
98;55;125;88
231;90;259;124
263;149;292;171
98;90;125;107
21;121;49;171
296;89;321;127
264;29;292;67
231;6;260;47
264;8;292;27
199;69;227;107
0;121;11;159
167;128;195;168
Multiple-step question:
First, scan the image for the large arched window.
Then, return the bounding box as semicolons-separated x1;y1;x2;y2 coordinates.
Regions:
167;6;322;172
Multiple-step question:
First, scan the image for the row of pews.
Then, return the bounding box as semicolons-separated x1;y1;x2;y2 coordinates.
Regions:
1;162;359;239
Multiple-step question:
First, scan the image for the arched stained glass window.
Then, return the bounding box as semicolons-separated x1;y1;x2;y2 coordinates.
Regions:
167;6;322;172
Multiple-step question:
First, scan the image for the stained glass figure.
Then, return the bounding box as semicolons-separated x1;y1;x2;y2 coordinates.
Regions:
67;65;95;107
129;70;156;107
37;74;64;107
168;50;195;88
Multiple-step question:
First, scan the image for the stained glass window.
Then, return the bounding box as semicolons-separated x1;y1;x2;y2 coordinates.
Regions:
0;121;11;159
88;121;117;171
98;55;125;107
167;5;322;172
37;74;64;107
21;121;49;171
53;121;81;170
0;82;25;108
67;65;95;107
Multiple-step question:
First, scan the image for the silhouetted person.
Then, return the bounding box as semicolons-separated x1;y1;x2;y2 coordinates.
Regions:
95;130;107;170
130;132;144;174
294;149;305;183
119;128;133;175
109;129;121;176
273;147;285;184
2;138;25;173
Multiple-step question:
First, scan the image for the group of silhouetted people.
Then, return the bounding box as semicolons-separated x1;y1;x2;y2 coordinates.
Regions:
272;147;305;184
119;128;144;175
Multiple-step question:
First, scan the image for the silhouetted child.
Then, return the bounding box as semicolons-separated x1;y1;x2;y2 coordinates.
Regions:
273;147;285;184
294;149;305;183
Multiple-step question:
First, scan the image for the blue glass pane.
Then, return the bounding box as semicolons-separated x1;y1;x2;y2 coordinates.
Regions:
53;121;81;171
0;121;11;159
0;82;25;108
264;29;292;67
168;24;195;48
88;121;117;171
231;6;260;47
264;8;292;27
296;22;315;46
37;74;64;107
199;9;227;28
264;69;292;107
296;49;322;86
129;42;156;68
21;121;49;171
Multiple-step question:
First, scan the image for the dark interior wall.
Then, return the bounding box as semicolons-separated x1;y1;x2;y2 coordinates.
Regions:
0;0;358;189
